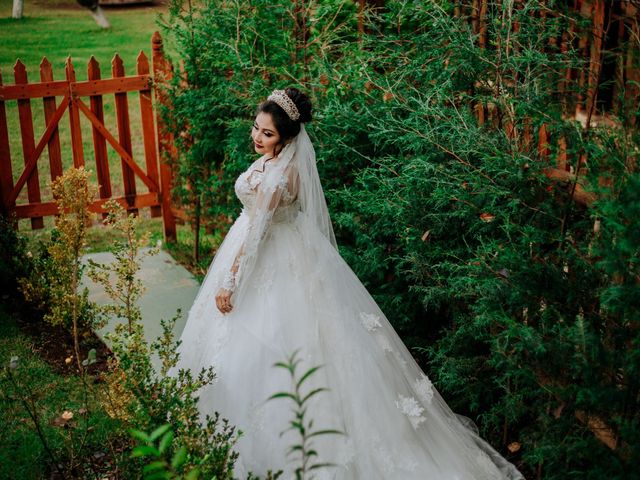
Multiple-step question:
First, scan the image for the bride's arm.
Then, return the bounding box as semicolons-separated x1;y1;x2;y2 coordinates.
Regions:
215;163;299;314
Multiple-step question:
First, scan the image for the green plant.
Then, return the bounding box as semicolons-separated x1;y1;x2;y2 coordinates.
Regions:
87;199;159;333
157;0;356;262
151;0;639;476
1;344;120;479
269;349;344;480
130;424;200;480
104;313;240;479
21;167;106;371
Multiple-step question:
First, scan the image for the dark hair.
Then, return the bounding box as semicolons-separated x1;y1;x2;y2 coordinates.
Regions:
257;87;312;157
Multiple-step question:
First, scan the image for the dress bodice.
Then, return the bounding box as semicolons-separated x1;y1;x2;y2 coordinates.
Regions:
234;157;300;222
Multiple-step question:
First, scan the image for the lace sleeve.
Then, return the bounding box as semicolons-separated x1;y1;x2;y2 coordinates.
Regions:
224;157;299;300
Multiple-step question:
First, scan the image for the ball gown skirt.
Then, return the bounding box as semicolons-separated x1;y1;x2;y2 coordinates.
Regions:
171;207;524;480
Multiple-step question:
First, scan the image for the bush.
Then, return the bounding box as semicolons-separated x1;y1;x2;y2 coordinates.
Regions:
158;0;640;477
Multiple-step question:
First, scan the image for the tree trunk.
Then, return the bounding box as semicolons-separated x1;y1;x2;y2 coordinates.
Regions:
12;0;23;19
89;5;111;29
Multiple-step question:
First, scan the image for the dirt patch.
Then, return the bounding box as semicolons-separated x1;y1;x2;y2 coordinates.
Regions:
15;305;113;377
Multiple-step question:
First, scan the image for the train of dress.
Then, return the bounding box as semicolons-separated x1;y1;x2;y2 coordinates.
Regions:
171;210;524;480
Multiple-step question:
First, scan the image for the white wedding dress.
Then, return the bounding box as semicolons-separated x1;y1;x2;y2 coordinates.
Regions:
171;126;524;480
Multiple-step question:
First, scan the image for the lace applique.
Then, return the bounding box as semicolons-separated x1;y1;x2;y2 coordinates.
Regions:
336;436;356;467
371;432;396;474
279;173;295;204
206;318;231;383
222;271;236;291
360;312;382;332
248;400;268;433
395;394;426;429
378;334;394;353
371;431;420;474
413;373;434;405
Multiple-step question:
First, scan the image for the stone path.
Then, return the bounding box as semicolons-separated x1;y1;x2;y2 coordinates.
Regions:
81;247;200;369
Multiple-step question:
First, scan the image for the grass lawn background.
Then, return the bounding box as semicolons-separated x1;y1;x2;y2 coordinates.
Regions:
0;0;174;230
0;1;221;273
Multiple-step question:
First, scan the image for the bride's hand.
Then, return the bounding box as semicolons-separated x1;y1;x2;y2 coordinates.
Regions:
215;288;233;314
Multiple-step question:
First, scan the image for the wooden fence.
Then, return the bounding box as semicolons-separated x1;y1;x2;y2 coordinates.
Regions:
0;31;177;241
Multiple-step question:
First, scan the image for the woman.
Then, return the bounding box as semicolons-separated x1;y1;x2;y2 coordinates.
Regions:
173;88;524;479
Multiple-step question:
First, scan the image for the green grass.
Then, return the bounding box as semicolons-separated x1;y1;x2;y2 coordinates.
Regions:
0;0;177;232
0;0;222;278
0;304;126;479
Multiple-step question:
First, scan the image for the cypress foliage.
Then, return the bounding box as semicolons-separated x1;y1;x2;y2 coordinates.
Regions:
161;1;640;477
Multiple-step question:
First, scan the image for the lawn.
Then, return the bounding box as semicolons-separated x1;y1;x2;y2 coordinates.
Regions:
0;1;221;272
0;303;127;479
0;0;177;231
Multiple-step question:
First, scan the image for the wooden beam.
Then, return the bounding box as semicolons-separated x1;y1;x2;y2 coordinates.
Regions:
66;56;85;167
14;60;44;229
76;97;158;192
0;79;68;100
71;74;151;97
8;95;70;205
12;192;160;218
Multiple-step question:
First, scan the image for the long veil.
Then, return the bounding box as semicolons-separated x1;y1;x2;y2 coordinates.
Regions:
294;124;337;250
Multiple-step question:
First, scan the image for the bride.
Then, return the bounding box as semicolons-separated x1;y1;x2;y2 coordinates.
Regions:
172;88;524;479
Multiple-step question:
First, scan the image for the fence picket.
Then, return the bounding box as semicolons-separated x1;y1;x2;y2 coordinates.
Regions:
0;36;176;239
88;56;112;209
65;57;85;168
0;69;13;214
137;50;161;218
15;60;44;229
112;54;137;214
40;57;63;183
152;31;177;242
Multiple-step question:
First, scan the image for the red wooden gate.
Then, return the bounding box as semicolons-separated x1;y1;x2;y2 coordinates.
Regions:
0;32;177;241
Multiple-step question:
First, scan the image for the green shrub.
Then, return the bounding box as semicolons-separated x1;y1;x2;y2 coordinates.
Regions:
157;0;639;477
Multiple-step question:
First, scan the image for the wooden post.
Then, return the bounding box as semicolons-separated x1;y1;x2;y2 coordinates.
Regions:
538;123;550;160
0;69;14;215
585;0;605;119
152;31;177;243
15;60;44;229
66;57;85;168
137;51;161;218
478;0;488;49
610;1;626;116
623;2;639;127
87;56;112;215
112;54;137;215
557;136;568;172
40;58;63;184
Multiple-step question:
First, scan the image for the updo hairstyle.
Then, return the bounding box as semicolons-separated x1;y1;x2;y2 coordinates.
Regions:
257;87;312;157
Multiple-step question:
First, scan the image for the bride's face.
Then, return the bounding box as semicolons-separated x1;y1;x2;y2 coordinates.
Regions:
251;112;281;157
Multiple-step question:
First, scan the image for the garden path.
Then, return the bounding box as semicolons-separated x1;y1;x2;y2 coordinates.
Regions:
81;247;198;370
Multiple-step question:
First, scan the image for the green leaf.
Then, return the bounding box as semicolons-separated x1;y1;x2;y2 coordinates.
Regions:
128;428;150;444
171;445;188;469
301;387;328;405
307;429;344;438
145;471;171;480
309;462;338;469
296;365;322;389
267;392;297;402
185;468;201;480
131;445;160;458
143;460;167;474
149;424;172;442
158;430;174;454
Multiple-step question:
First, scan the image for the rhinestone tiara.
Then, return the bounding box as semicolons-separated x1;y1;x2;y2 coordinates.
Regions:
267;89;300;121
